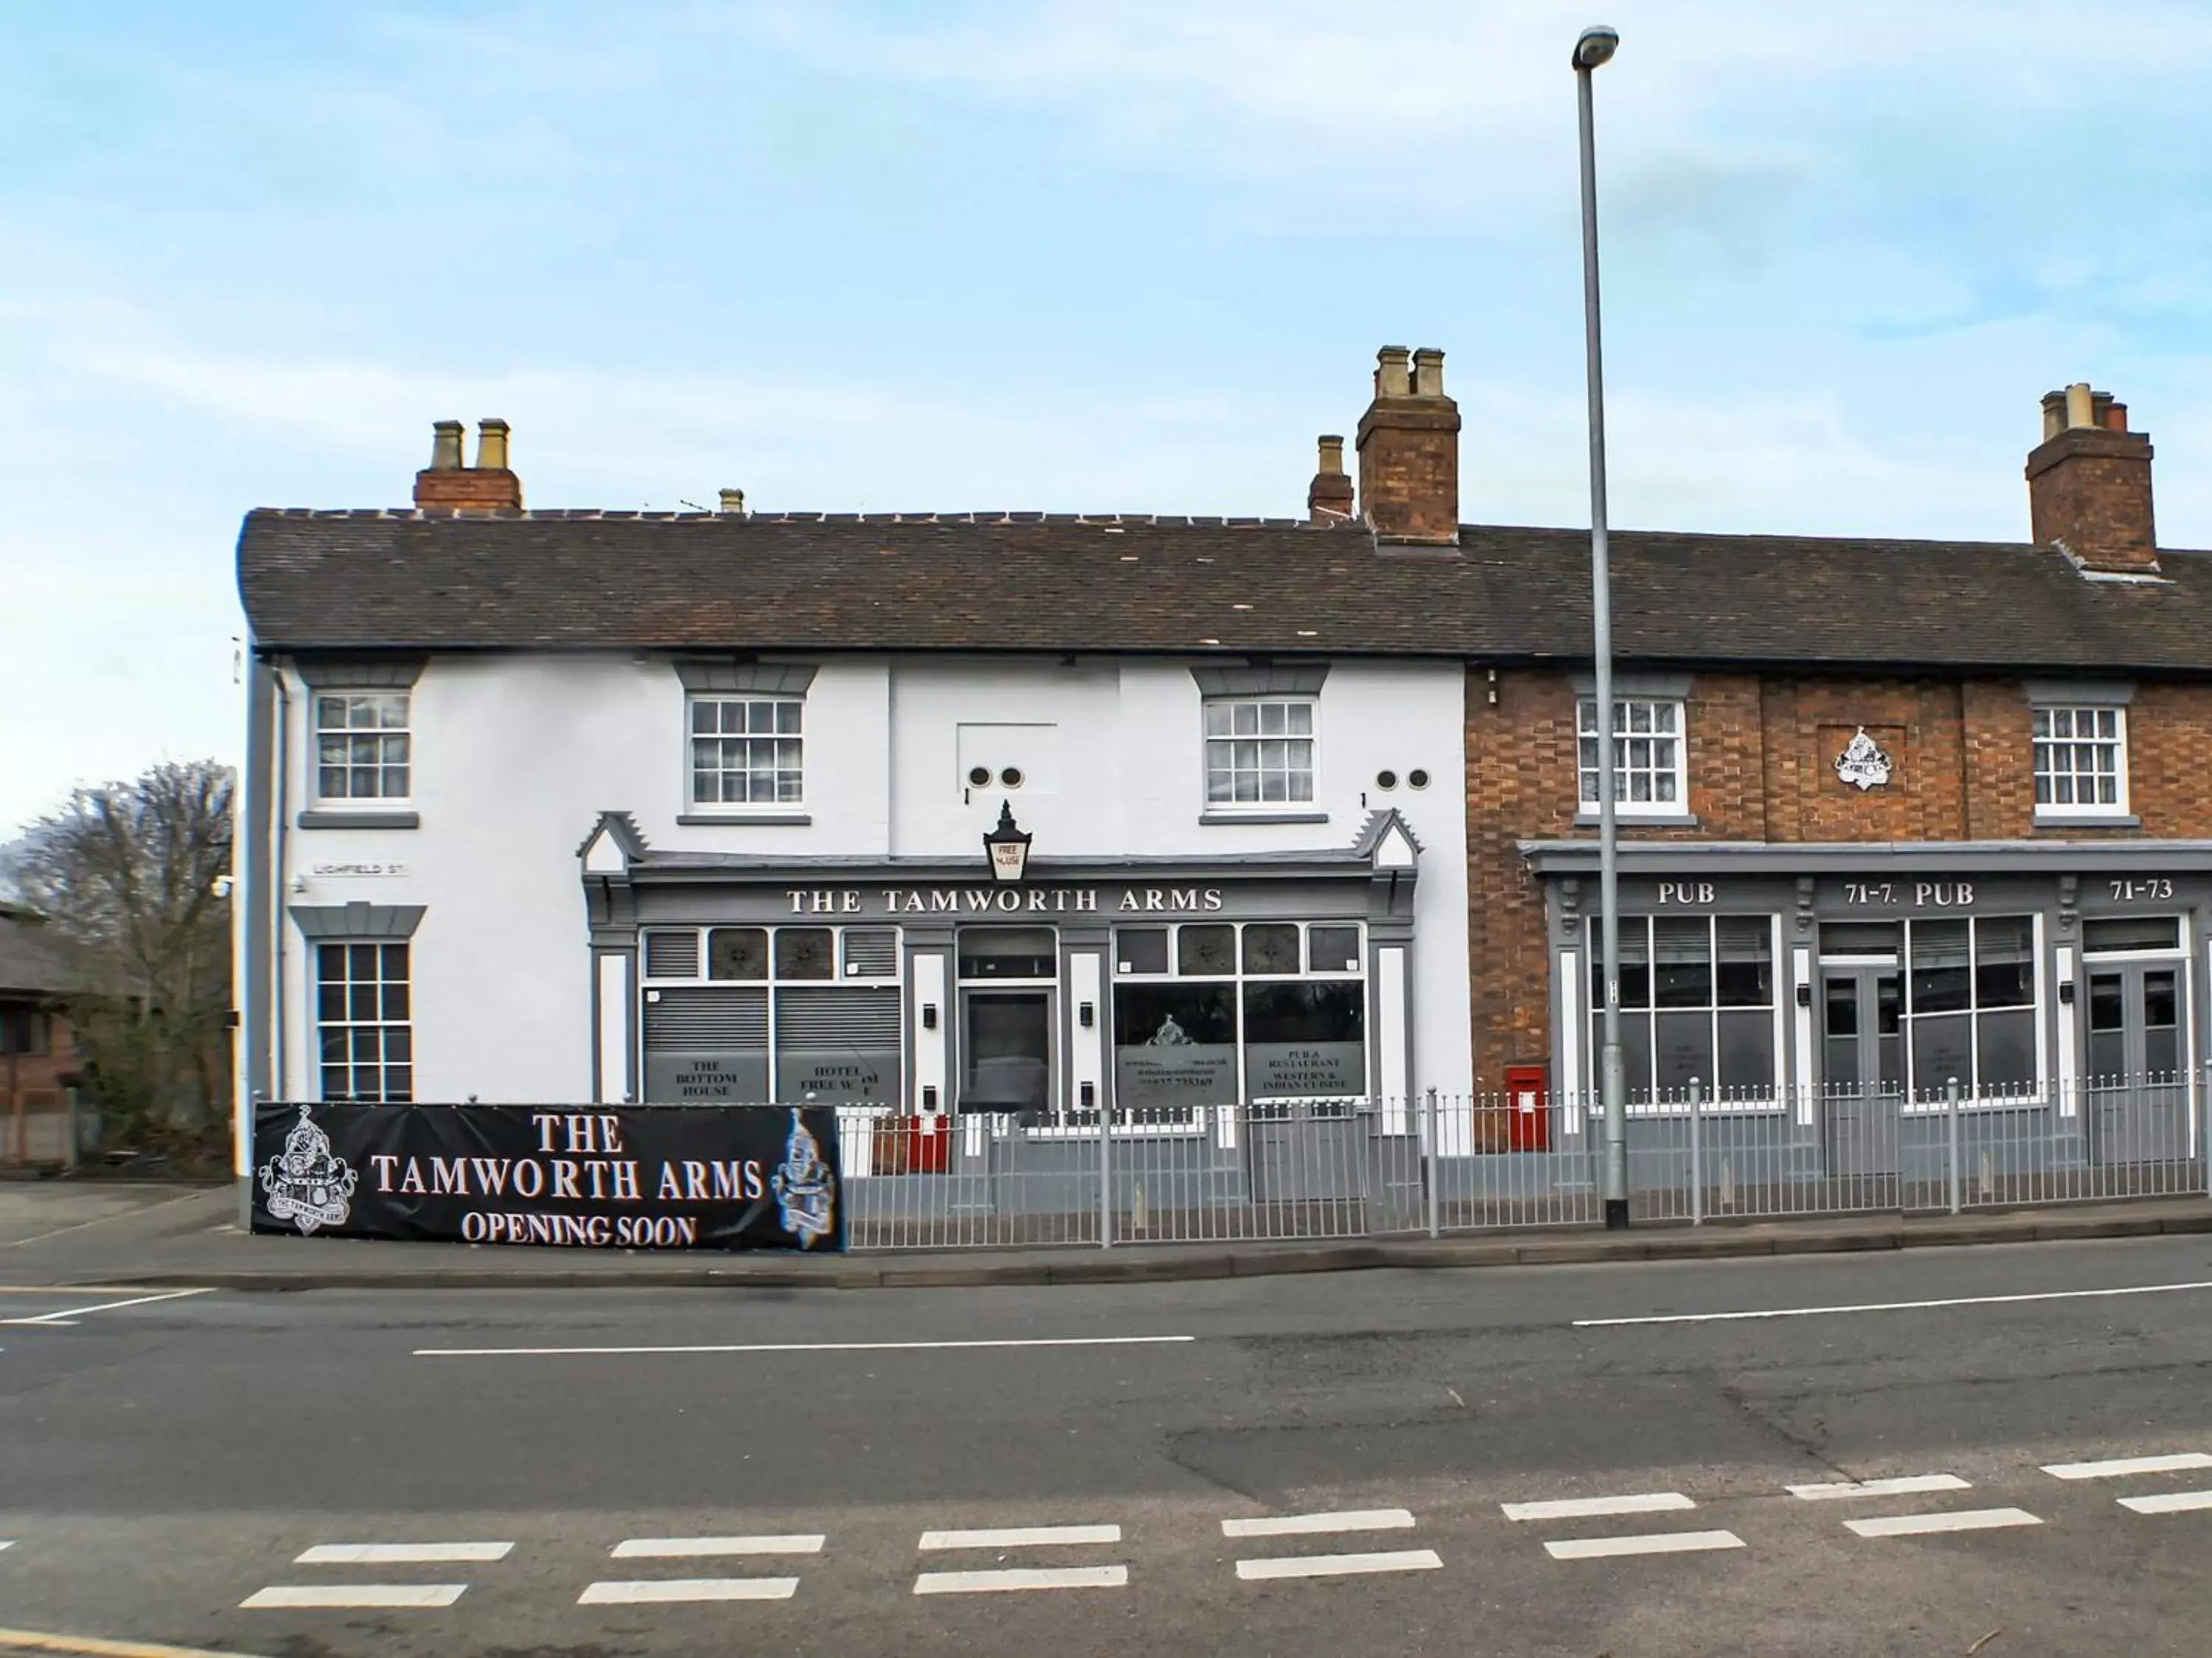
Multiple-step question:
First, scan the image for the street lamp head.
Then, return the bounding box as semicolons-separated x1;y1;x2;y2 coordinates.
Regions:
1573;25;1619;71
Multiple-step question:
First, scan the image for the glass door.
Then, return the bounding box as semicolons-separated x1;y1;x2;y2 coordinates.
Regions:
960;991;1053;1118
2087;962;2185;1164
1821;965;1902;1176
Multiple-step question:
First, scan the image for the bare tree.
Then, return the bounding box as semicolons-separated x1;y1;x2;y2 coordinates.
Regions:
10;760;234;1152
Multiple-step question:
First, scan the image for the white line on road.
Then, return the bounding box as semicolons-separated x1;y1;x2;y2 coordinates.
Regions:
1503;1494;1694;1522
1844;1508;2042;1538
612;1535;825;1558
1543;1530;1744;1560
1222;1509;1414;1539
1575;1278;2212;1328
919;1525;1120;1551
913;1567;1128;1595
240;1585;467;1609
2042;1452;2212;1480
2118;1489;2212;1515
415;1336;1196;1359
294;1542;513;1564
0;1289;213;1328
578;1578;799;1604
1788;1475;1972;1501
1234;1550;1441;1581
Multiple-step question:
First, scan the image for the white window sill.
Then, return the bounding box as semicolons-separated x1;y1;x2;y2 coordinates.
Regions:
1618;1097;1787;1118
1574;811;1699;829
677;811;813;826
2034;813;2140;829
1200;809;1329;825
1899;1093;2048;1116
296;808;419;830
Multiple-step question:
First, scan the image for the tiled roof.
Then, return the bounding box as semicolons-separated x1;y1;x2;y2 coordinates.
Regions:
234;509;2212;673
0;912;77;996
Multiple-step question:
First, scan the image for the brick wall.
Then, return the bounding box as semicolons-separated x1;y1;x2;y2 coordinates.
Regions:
1465;668;2212;1092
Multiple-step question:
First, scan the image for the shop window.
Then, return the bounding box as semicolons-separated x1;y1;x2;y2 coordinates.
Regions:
1110;920;1368;1122
1577;696;1685;816
2032;705;2126;818
639;924;900;1104
316;941;412;1103
1907;916;2036;1099
1590;915;1777;1106
1203;697;1315;805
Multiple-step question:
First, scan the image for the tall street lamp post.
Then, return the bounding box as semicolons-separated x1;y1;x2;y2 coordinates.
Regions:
1573;23;1630;1229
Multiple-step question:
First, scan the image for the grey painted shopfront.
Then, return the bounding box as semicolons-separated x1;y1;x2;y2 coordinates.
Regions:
1523;841;2212;1189
577;810;1423;1212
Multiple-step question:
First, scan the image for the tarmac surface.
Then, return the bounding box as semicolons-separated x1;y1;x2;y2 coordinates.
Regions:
4;1188;2212;1656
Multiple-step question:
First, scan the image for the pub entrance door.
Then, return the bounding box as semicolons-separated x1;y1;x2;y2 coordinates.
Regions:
1821;964;1903;1178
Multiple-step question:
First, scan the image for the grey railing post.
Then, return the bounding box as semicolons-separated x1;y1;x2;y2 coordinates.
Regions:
1946;1077;1963;1215
1098;1095;1113;1249
1688;1077;1704;1226
1425;1087;1441;1239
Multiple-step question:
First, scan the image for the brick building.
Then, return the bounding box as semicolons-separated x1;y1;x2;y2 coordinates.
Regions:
1;903;80;1164
235;349;2212;1194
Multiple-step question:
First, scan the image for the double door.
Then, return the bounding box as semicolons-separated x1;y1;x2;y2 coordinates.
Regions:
1821;966;1902;1176
2085;961;2186;1164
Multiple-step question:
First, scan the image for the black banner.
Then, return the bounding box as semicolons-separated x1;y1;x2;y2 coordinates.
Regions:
252;1102;843;1252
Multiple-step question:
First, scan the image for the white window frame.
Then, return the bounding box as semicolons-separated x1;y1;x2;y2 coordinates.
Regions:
312;690;413;806
315;940;413;1103
686;693;805;811
2032;704;2129;819
1203;696;1318;809
1586;914;1786;1116
1899;913;2047;1111
1577;696;1687;817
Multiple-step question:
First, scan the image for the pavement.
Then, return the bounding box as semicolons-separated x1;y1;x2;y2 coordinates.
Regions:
7;1177;2212;1291
7;1231;2212;1656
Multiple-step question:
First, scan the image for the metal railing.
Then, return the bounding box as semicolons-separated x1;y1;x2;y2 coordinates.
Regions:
833;1070;2207;1250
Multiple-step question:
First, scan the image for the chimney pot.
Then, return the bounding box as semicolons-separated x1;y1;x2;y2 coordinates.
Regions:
429;420;465;471
718;488;748;515
2027;384;2157;577
1374;346;1412;400
475;417;511;473
1411;347;1446;399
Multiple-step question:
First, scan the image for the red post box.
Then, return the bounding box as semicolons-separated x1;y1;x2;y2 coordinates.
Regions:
1503;1064;1551;1151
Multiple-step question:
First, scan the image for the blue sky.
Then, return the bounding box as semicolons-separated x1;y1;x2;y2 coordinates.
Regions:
3;0;2209;835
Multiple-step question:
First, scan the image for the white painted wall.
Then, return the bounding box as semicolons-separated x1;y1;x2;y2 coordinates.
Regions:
274;653;1472;1103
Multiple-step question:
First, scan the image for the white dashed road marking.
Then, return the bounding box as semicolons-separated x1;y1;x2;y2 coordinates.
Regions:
579;1578;799;1603
0;1288;214;1328
1234;1550;1441;1581
918;1525;1120;1550
914;1567;1128;1595
2119;1489;2212;1515
1503;1493;1695;1522
612;1534;825;1558
1574;1278;2212;1328
2042;1452;2212;1480
1788;1475;1972;1501
242;1585;467;1609
1543;1530;1745;1560
294;1542;513;1564
1221;1509;1414;1539
1845;1508;2042;1538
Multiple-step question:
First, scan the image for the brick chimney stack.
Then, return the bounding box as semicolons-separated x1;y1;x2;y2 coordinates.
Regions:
2026;383;2156;577
1307;435;1354;523
413;417;524;511
1355;345;1460;545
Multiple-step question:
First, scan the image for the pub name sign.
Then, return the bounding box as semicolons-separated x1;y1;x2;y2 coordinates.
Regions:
787;886;1227;915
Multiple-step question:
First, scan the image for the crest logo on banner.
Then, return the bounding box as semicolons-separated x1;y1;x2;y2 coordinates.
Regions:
260;1106;358;1235
1834;726;1894;791
773;1109;836;1247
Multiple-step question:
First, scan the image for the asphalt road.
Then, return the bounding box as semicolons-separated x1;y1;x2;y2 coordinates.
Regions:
6;1236;2212;1657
